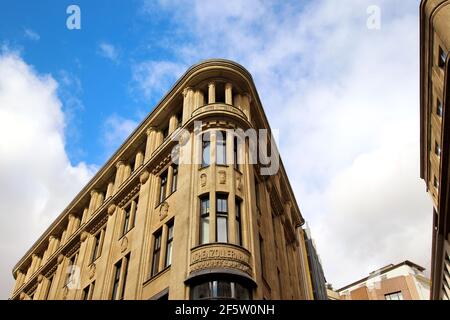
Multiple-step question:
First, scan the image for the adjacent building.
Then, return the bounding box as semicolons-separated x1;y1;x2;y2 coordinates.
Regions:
303;225;327;300
420;0;450;300
10;59;315;300
337;261;430;300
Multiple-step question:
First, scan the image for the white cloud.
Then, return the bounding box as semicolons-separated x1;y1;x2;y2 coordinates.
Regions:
0;50;94;298
102;114;139;156
139;0;430;288
98;42;119;62
23;28;40;41
131;60;185;100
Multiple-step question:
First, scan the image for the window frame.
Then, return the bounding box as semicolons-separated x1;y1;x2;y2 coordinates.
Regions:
200;195;210;244
159;170;168;204
165;221;174;268
151;230;163;277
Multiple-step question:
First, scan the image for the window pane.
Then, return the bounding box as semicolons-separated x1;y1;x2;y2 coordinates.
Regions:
171;166;178;193
202;133;211;167
159;171;168;203
235;282;251;300
191;282;211;300
216;131;226;165
165;242;173;267
200;217;210;244
217;216;228;243
201;198;210;215
217;281;232;298
111;260;122;300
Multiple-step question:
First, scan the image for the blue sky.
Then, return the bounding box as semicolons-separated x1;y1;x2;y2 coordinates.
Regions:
0;0;432;299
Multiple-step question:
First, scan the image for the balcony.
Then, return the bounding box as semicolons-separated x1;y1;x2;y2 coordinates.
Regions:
191;103;247;121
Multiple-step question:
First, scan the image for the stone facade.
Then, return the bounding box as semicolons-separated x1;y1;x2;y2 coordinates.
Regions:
420;0;450;300
10;59;314;300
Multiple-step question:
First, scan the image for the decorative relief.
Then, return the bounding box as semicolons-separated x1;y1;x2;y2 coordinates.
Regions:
57;254;64;265
190;244;252;276
108;204;117;216
80;231;89;242
218;170;226;184
236;175;243;191
200;173;207;187
120;236;128;253
118;184;141;207
159;202;169;221
139;170;150;184
89;263;96;279
37;274;43;284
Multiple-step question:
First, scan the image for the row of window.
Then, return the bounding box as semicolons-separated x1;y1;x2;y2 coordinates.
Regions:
199;194;242;246
201;131;240;169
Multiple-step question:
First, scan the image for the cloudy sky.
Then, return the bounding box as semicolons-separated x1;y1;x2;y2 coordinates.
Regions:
0;0;431;299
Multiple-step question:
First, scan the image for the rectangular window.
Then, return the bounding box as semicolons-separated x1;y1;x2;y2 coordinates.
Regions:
171;165;178;193
91;228;105;263
437;99;443;117
436;141;442;157
159;170;168;204
111;255;130;300
233;136;239;170
82;281;95;300
439;46;446;68
65;252;79;287
385;291;404;300
202;133;211;168
121;205;131;237
200;196;210;244
260;235;266;280
216;131;227;165
151;231;162;277
162;126;169;139
235;198;242;246
176;111;183;128
111;259;122;300
165;222;174;268
216;194;228;243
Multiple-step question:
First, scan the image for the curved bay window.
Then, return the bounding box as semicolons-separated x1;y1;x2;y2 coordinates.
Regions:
216;194;228;243
200;196;210;244
190;280;251;300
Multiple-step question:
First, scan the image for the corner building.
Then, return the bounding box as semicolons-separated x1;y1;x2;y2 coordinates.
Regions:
420;0;450;300
11;59;314;300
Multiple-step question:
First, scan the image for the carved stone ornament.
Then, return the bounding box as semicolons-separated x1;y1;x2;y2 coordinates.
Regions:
218;170;226;184
80;231;89;242
200;173;207;187
57;254;64;265
19;292;26;300
108;204;116;216
236;176;243;191
160;202;169;221
37;274;44;283
89;264;96;279
120;236;128;253
140;170;150;184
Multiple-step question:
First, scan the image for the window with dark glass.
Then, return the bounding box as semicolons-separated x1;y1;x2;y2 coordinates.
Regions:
162;125;169;139
439;47;446;68
176;111;183;128
165;222;174;268
159;170;168;204
200;196;210;244
151;231;162;276
437;99;443;117
190;280;251;300
202;133;211;168
121;204;131;237
233;136;239;170
216;131;227;165
259;235;266;280
82;281;95;300
436;141;442;157
111;259;122;300
111;255;129;300
235;198;242;246
91;228;105;263
216;194;228;243
65;252;79;287
171;165;178;193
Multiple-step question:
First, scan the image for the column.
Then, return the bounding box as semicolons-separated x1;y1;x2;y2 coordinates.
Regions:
122;164;132;182
88;190;98;217
145;128;157;162
114;161;125;193
233;94;242;110
81;207;89;224
47;236;56;257
169;114;178;135
182;87;194;124
13;270;25;293
95;192;105;210
227;132;237;244
225;83;233;105
105;181;114;199
135;151;144;170
72;216;80;234
66;214;75;238
208;82;216;104
241;93;251;121
159;224;169;271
